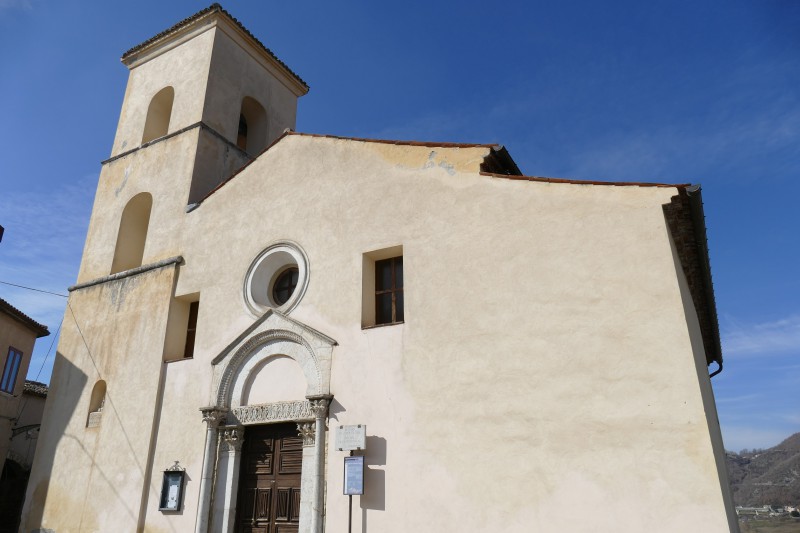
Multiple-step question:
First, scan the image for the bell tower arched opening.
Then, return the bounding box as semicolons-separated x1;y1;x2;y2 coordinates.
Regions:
141;86;174;144
111;192;152;274
237;96;267;155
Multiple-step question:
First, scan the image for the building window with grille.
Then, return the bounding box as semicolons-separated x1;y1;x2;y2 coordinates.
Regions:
375;256;403;325
1;347;23;394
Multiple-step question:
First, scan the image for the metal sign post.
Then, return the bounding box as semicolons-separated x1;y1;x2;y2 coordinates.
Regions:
344;454;364;533
338;425;367;533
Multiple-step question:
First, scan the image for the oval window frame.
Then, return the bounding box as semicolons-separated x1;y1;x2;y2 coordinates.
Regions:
243;241;309;315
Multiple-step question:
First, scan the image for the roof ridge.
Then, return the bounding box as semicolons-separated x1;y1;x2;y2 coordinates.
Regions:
286;131;502;149
480;171;690;189
121;4;308;89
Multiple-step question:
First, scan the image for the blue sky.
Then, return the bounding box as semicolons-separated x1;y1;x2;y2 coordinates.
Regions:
0;0;798;452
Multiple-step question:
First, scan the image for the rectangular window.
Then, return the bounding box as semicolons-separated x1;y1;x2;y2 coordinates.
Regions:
1;347;23;394
375;256;403;325
164;294;199;362
183;301;199;359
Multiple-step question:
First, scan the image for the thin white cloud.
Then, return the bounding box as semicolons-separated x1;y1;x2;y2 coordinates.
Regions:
0;173;94;339
716;393;761;404
721;314;800;357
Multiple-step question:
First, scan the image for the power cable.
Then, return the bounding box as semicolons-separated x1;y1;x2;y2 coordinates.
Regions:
0;280;68;298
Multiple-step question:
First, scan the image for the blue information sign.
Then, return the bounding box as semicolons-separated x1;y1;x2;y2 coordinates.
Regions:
343;456;364;495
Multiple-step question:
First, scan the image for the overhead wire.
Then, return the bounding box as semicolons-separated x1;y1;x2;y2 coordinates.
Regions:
0;279;68;423
0;280;68;298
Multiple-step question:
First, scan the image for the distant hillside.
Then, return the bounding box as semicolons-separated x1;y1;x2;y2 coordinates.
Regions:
726;432;800;506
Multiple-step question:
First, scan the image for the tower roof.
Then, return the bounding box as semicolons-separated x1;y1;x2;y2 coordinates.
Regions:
121;3;308;90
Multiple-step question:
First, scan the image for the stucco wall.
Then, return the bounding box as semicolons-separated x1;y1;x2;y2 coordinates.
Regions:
110;28;214;157
0;313;40;466
21;266;177;532
26;133;735;533
202;26;299;149
171;135;733;532
9;391;46;468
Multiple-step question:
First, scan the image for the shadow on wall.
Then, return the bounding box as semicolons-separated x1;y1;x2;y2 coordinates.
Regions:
21;352;87;531
328;398;346;422
361;435;387;533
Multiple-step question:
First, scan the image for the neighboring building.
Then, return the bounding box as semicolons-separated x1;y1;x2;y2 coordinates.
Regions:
9;381;48;470
22;4;738;533
0;299;48;533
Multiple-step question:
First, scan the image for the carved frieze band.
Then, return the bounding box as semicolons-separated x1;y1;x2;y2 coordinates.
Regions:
230;400;314;426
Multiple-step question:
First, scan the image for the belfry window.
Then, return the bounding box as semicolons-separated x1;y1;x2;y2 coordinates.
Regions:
237;114;248;151
111;192;153;274
237;96;267;154
142;86;174;144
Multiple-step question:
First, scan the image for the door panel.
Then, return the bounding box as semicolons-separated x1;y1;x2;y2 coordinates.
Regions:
236;423;303;533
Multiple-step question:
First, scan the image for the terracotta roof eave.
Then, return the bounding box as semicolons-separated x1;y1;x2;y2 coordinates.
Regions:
121;3;308;90
24;380;48;397
481;171;691;189
285;131;503;149
685;185;723;369
0;298;49;337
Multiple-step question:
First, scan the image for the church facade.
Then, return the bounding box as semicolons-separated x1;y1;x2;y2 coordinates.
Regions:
22;4;737;532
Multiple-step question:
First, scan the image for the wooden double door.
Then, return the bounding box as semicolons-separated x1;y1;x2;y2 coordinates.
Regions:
235;423;303;533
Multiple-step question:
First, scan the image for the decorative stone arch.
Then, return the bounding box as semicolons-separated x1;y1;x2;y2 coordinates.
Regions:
216;329;323;409
211;309;334;406
197;309;335;533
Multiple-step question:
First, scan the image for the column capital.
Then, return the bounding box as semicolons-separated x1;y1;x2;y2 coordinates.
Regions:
306;395;332;419
297;421;315;446
200;406;228;428
220;425;244;453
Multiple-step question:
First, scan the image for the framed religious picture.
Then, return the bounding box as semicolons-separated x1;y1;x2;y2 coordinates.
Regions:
159;463;186;512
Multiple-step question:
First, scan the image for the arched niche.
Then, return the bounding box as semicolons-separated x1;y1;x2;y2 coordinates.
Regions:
237;96;267;155
86;380;106;428
111;192;152;274
142;86;174;144
88;380;106;412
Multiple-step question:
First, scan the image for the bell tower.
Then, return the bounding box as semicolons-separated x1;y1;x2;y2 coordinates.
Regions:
77;4;308;282
114;3;308;203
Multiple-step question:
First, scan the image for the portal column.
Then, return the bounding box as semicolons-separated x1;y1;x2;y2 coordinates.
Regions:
196;406;227;533
307;396;331;533
219;426;245;533
297;421;316;533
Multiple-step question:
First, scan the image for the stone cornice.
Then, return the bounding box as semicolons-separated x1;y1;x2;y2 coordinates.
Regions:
68;256;184;292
